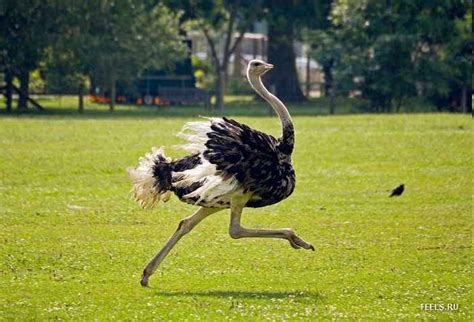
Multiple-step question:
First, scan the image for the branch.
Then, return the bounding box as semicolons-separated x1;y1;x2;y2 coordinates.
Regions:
229;29;246;58
201;24;221;68
222;6;237;66
228;8;256;62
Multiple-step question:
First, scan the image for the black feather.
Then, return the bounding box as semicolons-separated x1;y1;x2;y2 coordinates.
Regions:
152;156;172;193
170;154;203;199
203;118;295;208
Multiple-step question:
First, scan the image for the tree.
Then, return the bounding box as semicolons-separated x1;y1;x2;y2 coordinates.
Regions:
42;47;88;112
42;2;96;113
0;0;59;111
310;30;340;113
426;6;472;113
80;1;186;111
324;0;471;112
263;0;331;103
167;0;258;110
1;1;185;112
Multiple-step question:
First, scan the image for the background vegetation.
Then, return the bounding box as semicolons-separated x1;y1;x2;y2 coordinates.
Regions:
1;0;472;113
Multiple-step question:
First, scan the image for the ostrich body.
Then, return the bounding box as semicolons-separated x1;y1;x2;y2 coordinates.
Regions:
128;59;314;287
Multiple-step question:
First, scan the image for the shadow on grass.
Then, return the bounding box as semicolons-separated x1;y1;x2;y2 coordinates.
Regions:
0;97;439;120
0;97;364;120
0;96;442;120
0;104;332;120
154;290;323;301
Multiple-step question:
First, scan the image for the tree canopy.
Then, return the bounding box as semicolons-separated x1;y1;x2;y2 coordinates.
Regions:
1;0;186;111
310;0;472;112
1;0;471;113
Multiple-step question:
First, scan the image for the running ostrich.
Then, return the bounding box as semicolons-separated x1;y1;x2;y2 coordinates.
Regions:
128;59;314;287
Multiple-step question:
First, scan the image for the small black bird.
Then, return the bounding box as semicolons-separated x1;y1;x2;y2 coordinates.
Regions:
390;184;405;197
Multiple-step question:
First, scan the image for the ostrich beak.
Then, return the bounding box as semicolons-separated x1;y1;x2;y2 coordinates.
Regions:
261;63;273;75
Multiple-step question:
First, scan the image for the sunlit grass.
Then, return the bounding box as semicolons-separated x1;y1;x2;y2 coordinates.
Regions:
0;111;471;320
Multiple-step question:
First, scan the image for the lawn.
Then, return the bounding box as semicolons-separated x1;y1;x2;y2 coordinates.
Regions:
0;106;471;320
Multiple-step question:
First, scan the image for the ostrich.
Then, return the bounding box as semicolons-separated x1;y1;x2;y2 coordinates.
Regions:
128;59;314;287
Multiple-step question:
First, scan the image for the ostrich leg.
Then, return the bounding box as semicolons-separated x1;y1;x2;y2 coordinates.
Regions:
228;195;314;250
141;207;222;287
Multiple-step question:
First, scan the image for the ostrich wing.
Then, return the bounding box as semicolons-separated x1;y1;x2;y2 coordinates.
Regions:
176;117;295;207
204;118;294;203
204;117;278;173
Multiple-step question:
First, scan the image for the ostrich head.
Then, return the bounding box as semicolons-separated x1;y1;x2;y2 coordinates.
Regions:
247;59;273;78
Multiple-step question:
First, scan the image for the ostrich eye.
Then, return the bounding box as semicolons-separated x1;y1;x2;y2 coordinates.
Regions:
254;62;261;67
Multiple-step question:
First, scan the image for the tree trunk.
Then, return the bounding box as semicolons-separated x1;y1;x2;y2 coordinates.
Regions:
215;68;225;111
395;97;403;113
266;19;306;102
5;69;13;113
323;62;333;96
233;42;242;76
461;85;468;113
329;85;336;115
305;50;311;98
323;61;335;114
387;99;393;113
18;69;29;111
78;85;84;113
109;74;115;112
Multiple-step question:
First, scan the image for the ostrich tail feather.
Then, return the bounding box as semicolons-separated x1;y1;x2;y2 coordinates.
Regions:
127;147;172;209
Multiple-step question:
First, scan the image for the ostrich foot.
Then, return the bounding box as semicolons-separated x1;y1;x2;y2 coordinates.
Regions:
140;271;150;287
287;232;315;251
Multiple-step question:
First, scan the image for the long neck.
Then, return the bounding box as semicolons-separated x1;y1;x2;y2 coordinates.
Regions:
248;73;294;154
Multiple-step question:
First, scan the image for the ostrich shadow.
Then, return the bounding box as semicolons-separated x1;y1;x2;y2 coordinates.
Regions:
154;290;323;301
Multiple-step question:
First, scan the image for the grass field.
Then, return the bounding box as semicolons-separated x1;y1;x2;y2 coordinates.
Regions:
0;106;471;320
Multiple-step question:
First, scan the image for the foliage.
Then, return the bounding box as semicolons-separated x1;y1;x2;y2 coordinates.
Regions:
191;55;215;90
262;0;332;102
58;1;186;111
310;0;472;112
0;1;186;111
0;0;63;109
86;2;185;88
226;76;254;95
0;112;471;319
167;0;260;109
28;70;47;94
2;0;469;113
41;48;88;94
0;0;58;74
425;8;473;110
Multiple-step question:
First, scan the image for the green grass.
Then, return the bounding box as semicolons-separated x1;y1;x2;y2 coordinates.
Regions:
1;94;440;118
0;109;471;320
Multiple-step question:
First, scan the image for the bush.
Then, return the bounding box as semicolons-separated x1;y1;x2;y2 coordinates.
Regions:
191;56;214;90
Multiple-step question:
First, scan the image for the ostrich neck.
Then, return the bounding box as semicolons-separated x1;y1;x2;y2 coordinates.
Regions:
248;73;294;154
